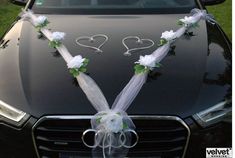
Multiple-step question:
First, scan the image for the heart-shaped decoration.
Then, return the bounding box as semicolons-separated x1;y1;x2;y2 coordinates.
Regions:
122;36;155;56
76;34;108;53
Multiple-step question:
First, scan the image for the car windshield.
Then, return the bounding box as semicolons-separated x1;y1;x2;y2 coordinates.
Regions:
32;0;197;14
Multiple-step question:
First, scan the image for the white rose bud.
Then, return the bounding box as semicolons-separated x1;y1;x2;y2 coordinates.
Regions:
67;55;85;69
161;30;176;41
35;16;47;26
179;16;197;25
135;55;156;68
51;32;65;42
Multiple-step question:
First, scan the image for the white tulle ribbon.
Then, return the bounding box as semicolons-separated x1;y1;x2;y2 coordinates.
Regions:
20;9;216;158
190;8;216;24
76;73;109;112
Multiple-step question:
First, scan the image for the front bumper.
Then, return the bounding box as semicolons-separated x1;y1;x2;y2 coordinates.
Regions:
0;116;231;158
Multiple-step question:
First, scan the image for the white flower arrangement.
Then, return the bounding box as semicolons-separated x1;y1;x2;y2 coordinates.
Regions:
49;32;65;48
136;55;156;68
68;55;89;77
158;30;176;46
67;55;85;69
178;16;198;26
161;30;176;41
35;16;49;29
51;32;65;42
134;55;157;74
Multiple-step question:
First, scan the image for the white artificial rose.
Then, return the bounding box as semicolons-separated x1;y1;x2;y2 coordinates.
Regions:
179;16;197;25
35;16;47;26
135;55;156;68
67;55;85;69
51;32;65;42
100;113;123;133
161;30;176;41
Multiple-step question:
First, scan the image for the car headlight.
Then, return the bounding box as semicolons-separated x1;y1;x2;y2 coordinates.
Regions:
0;100;29;127
193;100;232;127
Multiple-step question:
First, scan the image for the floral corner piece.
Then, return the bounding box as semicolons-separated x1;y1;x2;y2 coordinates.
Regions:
68;55;89;77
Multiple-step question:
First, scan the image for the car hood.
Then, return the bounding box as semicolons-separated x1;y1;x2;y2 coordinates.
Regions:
0;14;231;118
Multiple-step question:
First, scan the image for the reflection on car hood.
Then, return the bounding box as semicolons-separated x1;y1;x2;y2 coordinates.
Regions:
0;14;231;118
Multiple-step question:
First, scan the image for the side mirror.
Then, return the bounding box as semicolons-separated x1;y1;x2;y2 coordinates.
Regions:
201;0;225;6
11;0;28;6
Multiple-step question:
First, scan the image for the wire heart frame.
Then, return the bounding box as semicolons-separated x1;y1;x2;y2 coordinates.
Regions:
122;36;155;56
76;34;108;53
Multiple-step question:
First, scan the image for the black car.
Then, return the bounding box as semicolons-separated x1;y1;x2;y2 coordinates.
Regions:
0;0;231;158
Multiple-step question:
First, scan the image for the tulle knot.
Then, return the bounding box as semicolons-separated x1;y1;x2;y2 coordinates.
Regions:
191;8;217;24
91;111;135;133
82;111;138;157
99;111;124;133
20;9;34;21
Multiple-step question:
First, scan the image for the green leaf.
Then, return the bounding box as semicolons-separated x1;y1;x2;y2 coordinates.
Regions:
134;64;145;74
122;122;129;129
143;67;150;73
158;39;168;46
135;69;142;74
48;40;61;48
69;68;79;77
134;64;145;71
44;20;50;26
82;58;89;67
96;117;102;124
79;67;87;73
35;20;49;31
48;41;54;48
177;20;184;26
134;64;150;74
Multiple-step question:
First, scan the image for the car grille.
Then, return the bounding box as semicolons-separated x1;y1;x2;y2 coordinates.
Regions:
33;116;190;158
